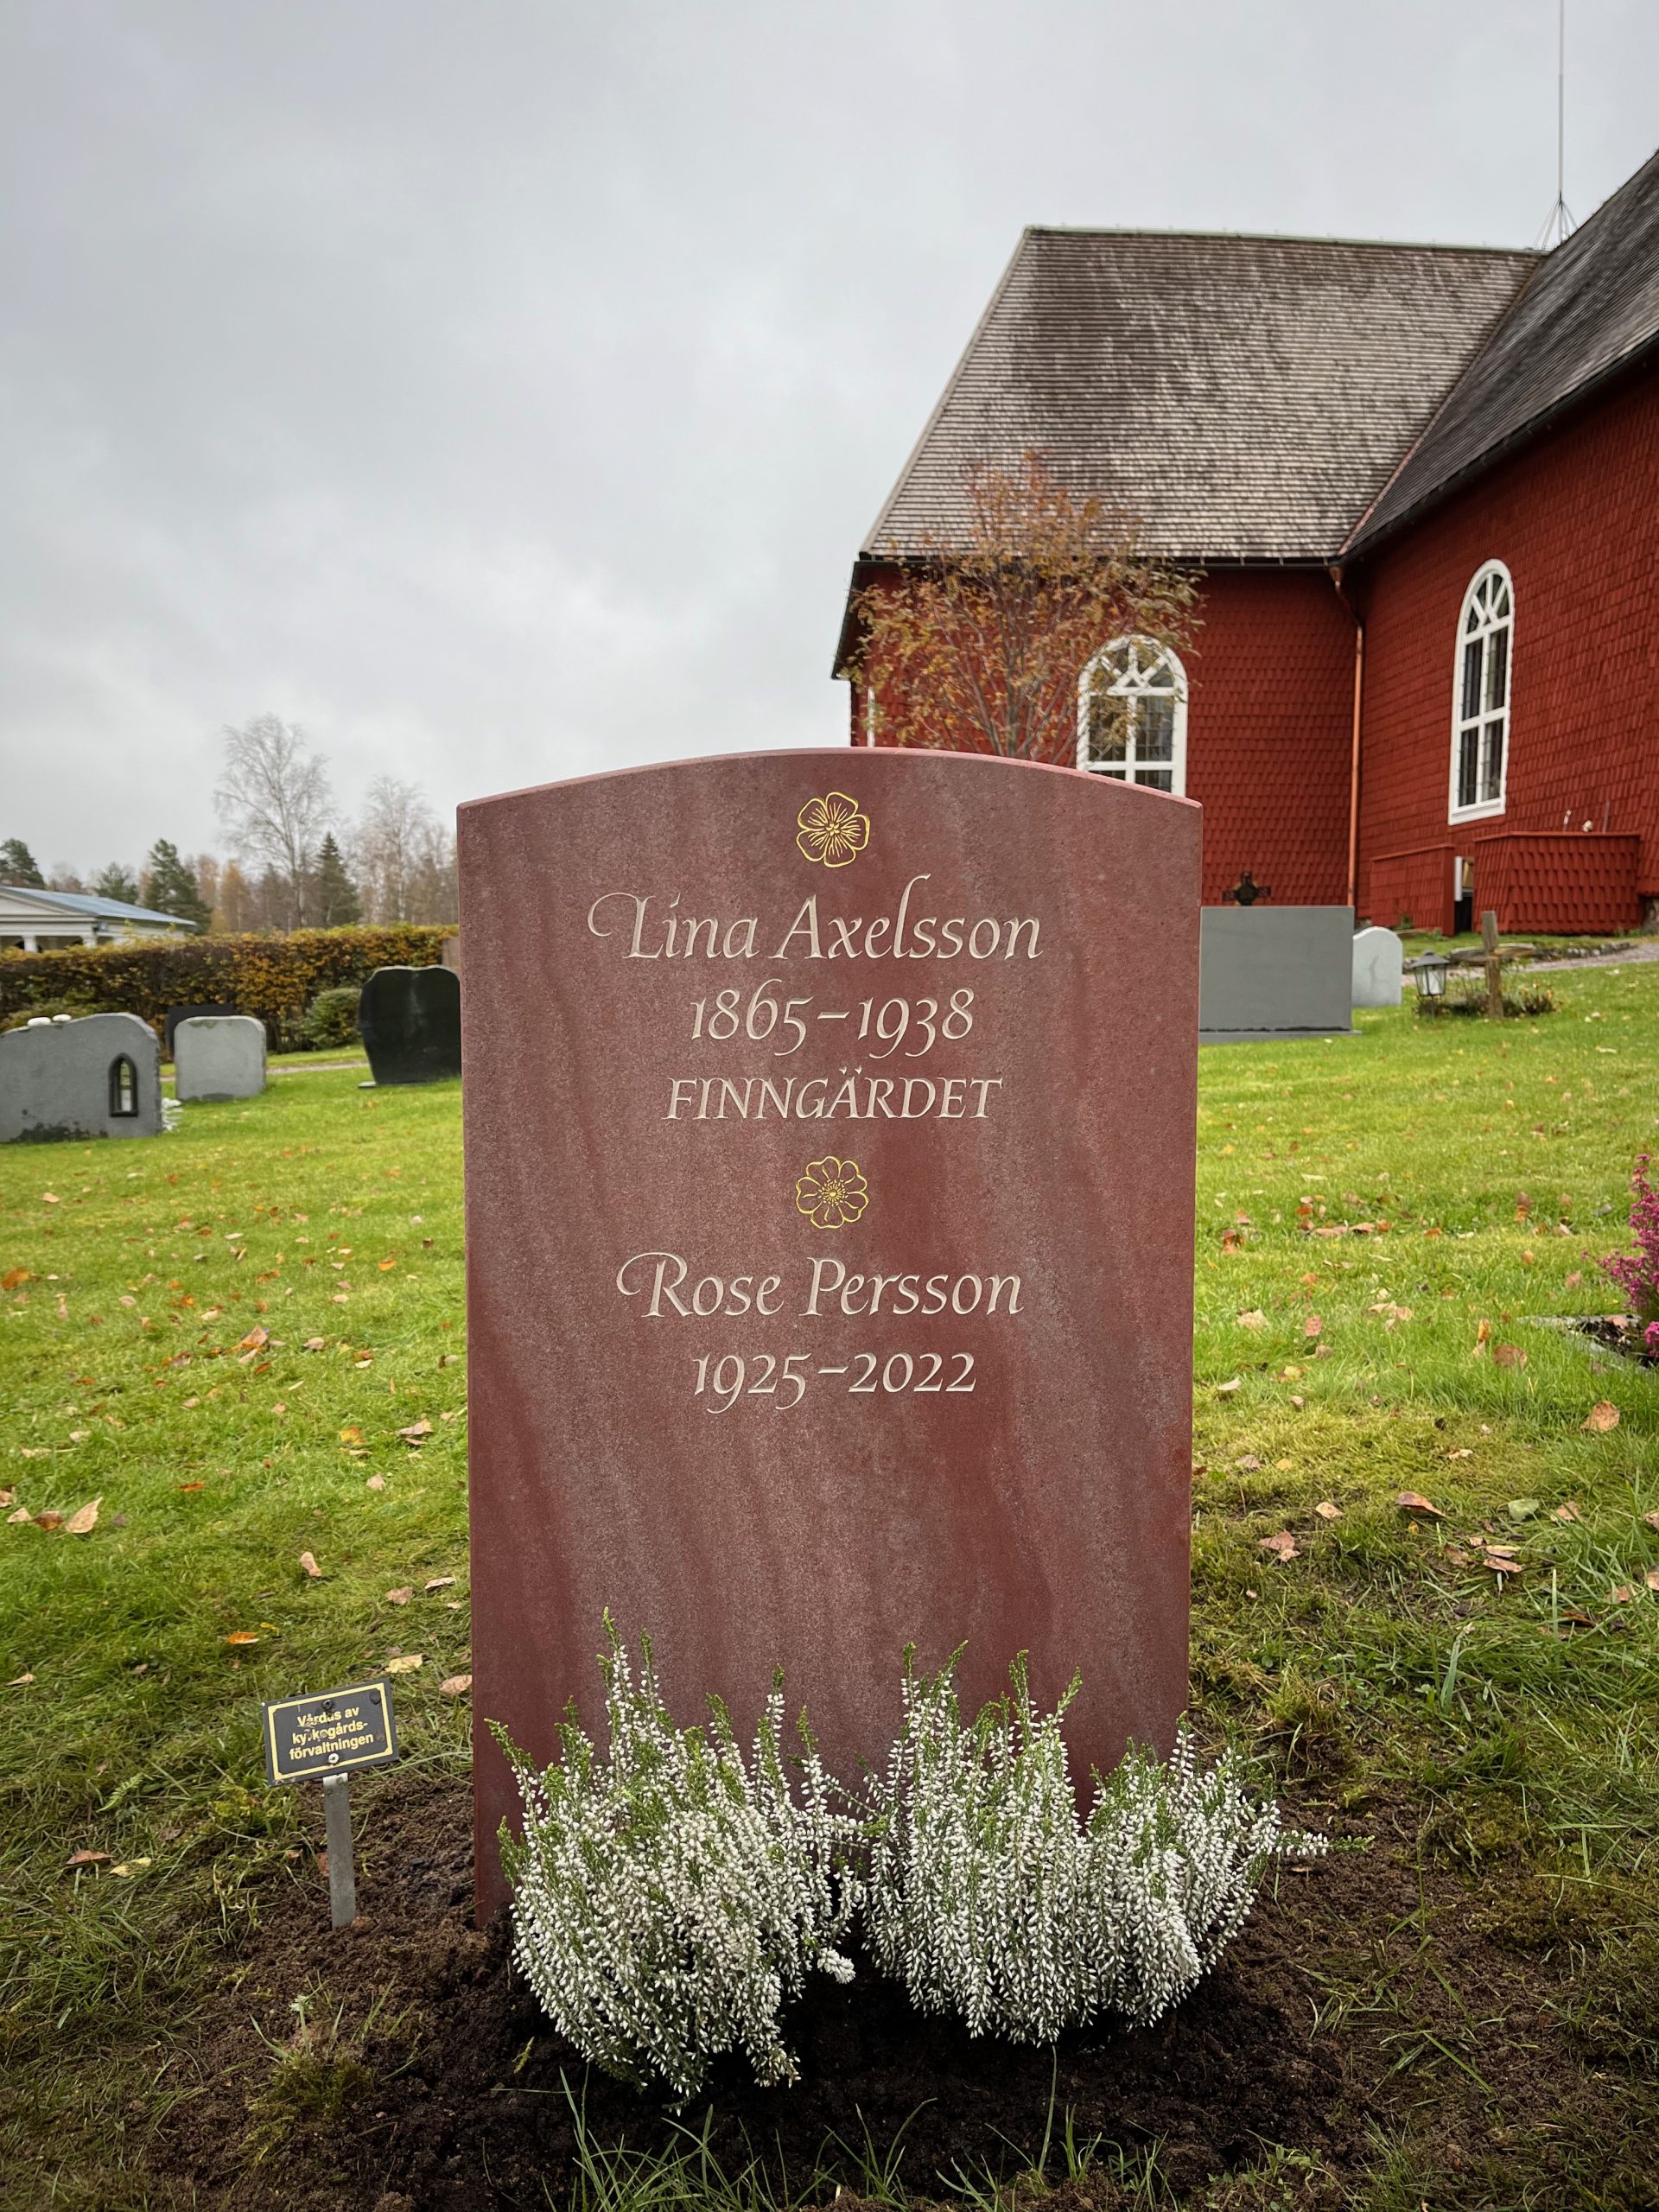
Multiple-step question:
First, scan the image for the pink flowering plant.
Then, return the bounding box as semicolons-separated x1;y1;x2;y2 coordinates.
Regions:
1602;1155;1659;1354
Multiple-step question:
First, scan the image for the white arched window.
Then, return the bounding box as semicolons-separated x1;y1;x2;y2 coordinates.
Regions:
1076;638;1187;792
1449;563;1512;821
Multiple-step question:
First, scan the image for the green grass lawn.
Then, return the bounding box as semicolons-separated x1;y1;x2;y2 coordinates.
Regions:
3;972;1659;2209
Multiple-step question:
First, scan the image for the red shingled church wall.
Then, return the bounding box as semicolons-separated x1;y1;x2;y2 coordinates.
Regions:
847;565;1355;908
1354;368;1659;934
1181;569;1352;906
1471;832;1642;934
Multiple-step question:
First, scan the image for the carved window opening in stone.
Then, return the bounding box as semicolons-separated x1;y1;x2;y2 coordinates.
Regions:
1449;563;1512;823
1077;639;1187;793
109;1055;138;1117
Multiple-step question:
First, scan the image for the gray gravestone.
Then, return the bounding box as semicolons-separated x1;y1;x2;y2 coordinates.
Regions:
174;1014;268;1102
358;965;461;1086
1198;907;1356;1043
1351;925;1404;1008
0;1012;163;1142
164;1001;237;1058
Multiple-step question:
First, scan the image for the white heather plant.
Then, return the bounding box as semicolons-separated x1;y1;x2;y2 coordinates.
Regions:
864;1651;1325;2042
501;1634;1323;2094
496;1626;863;2101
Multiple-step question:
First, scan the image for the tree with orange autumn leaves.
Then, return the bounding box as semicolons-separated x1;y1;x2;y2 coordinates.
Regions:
844;453;1197;765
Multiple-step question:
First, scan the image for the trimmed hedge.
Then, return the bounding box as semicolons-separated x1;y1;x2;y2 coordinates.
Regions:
0;926;451;1051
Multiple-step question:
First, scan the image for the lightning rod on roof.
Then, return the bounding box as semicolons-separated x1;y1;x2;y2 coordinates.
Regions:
1535;0;1576;249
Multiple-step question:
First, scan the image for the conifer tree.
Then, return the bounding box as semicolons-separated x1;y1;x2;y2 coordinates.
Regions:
141;840;212;928
92;862;142;906
1;838;45;887
312;832;363;926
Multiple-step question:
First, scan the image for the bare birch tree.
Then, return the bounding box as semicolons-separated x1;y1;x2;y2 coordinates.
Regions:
354;777;457;925
213;715;334;929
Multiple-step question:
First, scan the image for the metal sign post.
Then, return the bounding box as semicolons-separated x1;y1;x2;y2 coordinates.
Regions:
261;1677;399;1929
321;1773;357;1927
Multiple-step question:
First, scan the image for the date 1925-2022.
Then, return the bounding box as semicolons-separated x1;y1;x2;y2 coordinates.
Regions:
692;1350;976;1408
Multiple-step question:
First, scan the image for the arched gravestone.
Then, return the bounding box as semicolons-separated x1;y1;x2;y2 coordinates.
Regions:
0;1012;162;1142
174;1014;268;1102
164;1002;237;1058
458;750;1202;1914
358;965;461;1085
1351;925;1404;1007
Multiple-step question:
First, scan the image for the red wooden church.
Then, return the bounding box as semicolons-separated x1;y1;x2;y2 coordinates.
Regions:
836;148;1659;935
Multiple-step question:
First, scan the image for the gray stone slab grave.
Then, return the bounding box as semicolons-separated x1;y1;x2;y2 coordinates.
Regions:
0;1011;163;1141
1198;906;1356;1043
164;1002;237;1058
358;964;461;1086
174;1014;268;1103
1351;925;1404;1007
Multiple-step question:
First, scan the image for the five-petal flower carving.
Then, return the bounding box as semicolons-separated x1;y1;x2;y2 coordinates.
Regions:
796;792;870;868
795;1156;868;1230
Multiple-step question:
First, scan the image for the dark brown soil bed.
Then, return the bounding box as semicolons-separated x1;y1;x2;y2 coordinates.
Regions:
1570;1313;1657;1366
147;1771;1654;2211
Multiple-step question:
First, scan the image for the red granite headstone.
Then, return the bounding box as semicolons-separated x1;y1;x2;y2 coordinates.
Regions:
459;749;1200;1915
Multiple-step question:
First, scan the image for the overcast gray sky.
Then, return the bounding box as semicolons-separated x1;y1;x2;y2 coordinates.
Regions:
3;0;1655;876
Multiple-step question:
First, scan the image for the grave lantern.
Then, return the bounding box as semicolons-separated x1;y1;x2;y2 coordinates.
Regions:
1408;951;1449;1003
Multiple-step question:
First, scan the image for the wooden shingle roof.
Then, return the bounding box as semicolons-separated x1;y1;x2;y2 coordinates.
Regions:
1344;147;1659;551
861;229;1536;568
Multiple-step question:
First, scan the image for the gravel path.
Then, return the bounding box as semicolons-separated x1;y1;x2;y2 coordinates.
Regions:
1525;941;1659;973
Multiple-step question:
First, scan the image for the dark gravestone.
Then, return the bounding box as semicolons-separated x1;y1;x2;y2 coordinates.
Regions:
164;1002;237;1058
459;749;1202;1916
358;965;461;1085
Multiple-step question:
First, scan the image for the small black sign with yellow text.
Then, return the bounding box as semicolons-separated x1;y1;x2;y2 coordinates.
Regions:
262;1678;398;1784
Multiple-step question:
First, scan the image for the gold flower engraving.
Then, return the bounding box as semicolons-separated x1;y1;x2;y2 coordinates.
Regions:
796;791;870;868
795;1155;868;1230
